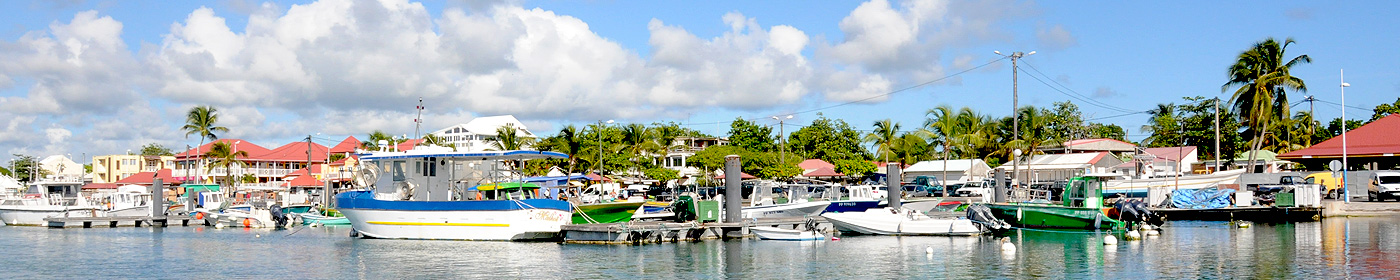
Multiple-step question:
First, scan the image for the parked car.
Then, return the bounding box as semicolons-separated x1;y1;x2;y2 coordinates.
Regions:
1368;171;1400;201
901;176;944;197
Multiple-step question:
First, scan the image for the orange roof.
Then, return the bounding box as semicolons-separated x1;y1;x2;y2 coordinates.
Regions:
330;136;362;153
174;139;271;159
797;159;835;170
395;139;424;151
285;172;324;187
1279;114;1400;159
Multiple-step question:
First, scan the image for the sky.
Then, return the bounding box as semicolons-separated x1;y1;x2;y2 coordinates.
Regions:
1;0;1397;165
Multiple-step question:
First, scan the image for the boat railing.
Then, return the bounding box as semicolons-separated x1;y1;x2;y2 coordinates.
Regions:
1009;188;1053;202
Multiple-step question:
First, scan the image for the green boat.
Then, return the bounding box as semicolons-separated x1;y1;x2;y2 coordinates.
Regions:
985;174;1126;230
572;201;646;224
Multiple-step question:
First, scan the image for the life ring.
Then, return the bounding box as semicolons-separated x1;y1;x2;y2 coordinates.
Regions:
195;212;205;220
243;218;252;227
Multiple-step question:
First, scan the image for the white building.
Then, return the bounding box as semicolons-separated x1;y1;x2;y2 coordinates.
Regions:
662;137;729;177
430;115;537;152
39;155;85;178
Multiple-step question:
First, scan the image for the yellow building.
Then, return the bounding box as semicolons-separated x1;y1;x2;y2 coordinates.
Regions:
92;154;175;183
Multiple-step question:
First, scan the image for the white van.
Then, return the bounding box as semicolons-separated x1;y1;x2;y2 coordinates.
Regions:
1368;171;1400;202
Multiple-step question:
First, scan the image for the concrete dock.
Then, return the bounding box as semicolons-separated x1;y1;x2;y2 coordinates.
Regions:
43;216;197;228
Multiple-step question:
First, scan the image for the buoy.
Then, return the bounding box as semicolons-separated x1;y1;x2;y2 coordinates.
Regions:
195;212;204;220
310;223;320;228
243;218;252;227
831;237;840;241
1000;237;1016;252
1104;235;1118;245
1146;230;1160;236
214;223;226;229
1126;230;1142;240
926;246;934;254
1237;222;1250;228
255;234;261;238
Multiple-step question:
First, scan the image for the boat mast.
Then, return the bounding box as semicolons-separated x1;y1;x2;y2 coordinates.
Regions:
414;97;424;140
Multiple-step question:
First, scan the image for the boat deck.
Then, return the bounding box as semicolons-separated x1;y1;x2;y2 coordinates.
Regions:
43;216;197;228
562;217;829;244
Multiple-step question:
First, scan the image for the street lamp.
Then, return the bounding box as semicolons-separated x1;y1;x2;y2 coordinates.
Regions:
1341;69;1351;203
772;115;793;164
1012;148;1023;189
598;120;614;176
995;50;1035;142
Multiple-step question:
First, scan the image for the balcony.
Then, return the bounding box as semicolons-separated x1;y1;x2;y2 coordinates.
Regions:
172;168;297;179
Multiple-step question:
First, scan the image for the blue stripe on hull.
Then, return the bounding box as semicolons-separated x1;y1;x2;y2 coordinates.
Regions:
823;200;882;213
336;191;572;212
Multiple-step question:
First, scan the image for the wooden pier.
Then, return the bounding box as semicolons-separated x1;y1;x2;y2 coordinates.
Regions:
43;216;197;228
1152;206;1323;222
562;217;829;245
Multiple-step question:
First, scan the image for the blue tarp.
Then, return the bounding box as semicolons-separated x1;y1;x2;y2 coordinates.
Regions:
1170;188;1236;209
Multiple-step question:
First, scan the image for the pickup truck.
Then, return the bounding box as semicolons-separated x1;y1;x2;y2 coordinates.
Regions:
901;176;945;197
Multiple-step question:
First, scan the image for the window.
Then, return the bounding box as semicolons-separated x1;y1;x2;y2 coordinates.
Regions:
421;158;437;177
391;161;407;182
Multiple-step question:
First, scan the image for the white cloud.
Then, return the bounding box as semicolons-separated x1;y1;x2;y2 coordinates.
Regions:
0;10;139;115
1036;24;1077;50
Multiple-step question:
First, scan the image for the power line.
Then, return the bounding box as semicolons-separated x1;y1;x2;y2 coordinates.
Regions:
1313;99;1373;111
1017;60;1138;113
1085;111;1148;121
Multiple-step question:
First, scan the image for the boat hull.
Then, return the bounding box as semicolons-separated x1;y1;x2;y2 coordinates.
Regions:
821;208;983;236
984;203;1124;230
572;201;645;224
299;213;351;225
0;206;102;226
742;201;831;219
337;191;571;241
750;227;825;241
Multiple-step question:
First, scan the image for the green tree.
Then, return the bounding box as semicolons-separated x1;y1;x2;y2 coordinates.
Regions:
1177;97;1246;162
548;125;586;176
1326;118;1364;137
758;163;802;180
688;145;774;176
5;154;46;183
422;133;453;149
619;123;658;173
1006;106;1055;166
204;142;248;189
643;167;680;182
834;158;876;178
651;122;686;153
1046;101;1088;141
181;105;229;179
140;143;175;156
890;132;929;165
727;118;776;153
1223;37;1311;172
1086;123;1127;141
1372;97;1400;122
785;116;871;164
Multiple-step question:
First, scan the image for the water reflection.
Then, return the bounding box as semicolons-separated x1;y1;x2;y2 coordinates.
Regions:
4;218;1400;278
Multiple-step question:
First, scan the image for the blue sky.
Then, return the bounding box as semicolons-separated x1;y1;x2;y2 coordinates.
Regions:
1;0;1396;164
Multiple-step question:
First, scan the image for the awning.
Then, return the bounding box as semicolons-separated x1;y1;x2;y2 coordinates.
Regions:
472;182;541;191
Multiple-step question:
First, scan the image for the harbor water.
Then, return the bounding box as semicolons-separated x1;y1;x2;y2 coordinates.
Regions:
3;217;1399;279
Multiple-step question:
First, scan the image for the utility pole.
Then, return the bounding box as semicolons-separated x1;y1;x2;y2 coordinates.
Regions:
1214;97;1221;172
995;50;1035;141
772;115;792;165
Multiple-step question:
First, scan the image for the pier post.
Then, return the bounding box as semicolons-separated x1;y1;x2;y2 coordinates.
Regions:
994;170;1006;203
887;163;901;209
723;155;743;238
150;179;167;227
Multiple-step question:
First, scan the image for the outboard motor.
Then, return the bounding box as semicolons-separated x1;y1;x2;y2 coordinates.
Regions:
966;204;1012;232
1114;199;1164;228
269;204;287;229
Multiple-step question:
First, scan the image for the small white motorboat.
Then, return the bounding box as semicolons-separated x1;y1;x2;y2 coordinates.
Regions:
820;205;1009;236
750;226;825;241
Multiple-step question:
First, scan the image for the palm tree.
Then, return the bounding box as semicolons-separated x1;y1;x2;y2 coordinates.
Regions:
488;126;535;151
864;119;901;164
1007;107;1054;183
1141;103;1178;147
204;142;248;191
361;130;398;150
1223;37;1311;172
619;123;656;174
553;125;585;177
422;133;452;149
651;123;685;154
181;105;229;183
924;105;959;191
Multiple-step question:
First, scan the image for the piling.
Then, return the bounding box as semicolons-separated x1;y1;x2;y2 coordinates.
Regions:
887;163;901;209
994;170;1007;203
723;155;743;238
150;178;167;227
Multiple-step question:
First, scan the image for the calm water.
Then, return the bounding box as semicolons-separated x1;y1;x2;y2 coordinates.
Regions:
3;217;1399;279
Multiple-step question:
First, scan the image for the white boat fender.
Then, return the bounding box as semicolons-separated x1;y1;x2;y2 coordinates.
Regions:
1146;230;1160;236
1125;230;1142;240
926;246;934;255
1104;235;1118;245
1000;237;1016;252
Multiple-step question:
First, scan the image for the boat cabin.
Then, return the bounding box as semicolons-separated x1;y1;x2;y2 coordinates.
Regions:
360;147;567;202
1062;174;1111;208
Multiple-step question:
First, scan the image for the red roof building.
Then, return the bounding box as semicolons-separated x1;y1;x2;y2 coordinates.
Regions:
114;169;179;186
329;136;362;154
1279;114;1400;169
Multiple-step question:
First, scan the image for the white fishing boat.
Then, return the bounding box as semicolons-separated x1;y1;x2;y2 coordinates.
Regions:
820;205;1009;236
103;185;154;217
335;146;572;241
1102;169;1246;196
0;177;102;226
750;226;825;241
741;180;830;219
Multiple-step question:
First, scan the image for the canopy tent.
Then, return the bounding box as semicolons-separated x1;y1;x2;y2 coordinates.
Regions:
585;173;613;182
714;172;756;179
801;167;844;178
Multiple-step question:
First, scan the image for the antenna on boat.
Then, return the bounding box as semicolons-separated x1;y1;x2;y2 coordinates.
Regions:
414;97;424;140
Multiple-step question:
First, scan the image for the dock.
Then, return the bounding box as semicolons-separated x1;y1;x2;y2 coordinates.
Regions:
562;217;829;244
43;216;197;228
1152;206;1323;222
